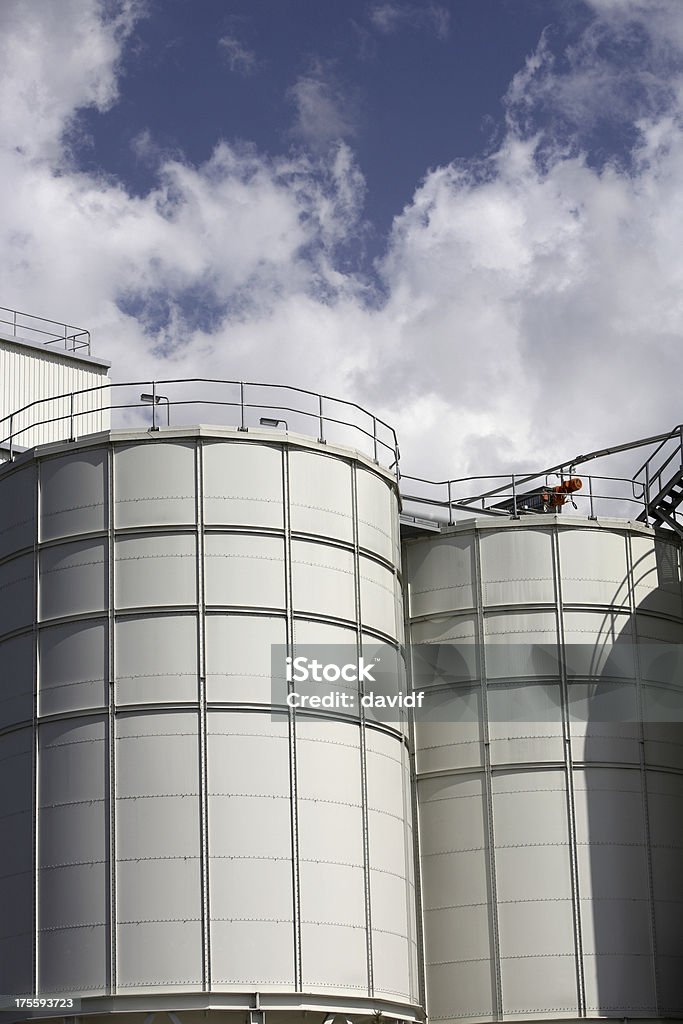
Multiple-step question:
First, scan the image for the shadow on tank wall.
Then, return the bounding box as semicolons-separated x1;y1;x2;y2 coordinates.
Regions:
580;535;683;1018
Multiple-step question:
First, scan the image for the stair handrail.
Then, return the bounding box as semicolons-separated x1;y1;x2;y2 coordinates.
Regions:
632;424;683;511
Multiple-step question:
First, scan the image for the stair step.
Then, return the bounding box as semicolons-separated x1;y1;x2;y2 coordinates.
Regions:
652;507;683;538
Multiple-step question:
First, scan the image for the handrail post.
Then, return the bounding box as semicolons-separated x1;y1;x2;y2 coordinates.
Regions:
151;381;157;431
9;414;13;462
511;474;519;519
644;463;650;523
319;395;325;443
239;382;246;431
69;392;75;442
372;415;378;462
447;480;453;526
588;475;596;520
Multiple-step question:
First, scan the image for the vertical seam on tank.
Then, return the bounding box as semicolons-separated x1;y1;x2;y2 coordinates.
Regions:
403;544;427;1012
552;526;585;1016
283;446;302;990
196;440;211;990
474;528;503;1020
107;443;117;993
353;462;374;997
33;458;40;994
627;531;660;1011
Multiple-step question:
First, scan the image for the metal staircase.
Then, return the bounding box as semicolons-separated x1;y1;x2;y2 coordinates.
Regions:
634;425;683;536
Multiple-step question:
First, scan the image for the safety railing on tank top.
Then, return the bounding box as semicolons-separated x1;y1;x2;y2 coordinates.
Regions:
400;425;683;527
399;470;651;525
0;378;401;478
0;305;91;354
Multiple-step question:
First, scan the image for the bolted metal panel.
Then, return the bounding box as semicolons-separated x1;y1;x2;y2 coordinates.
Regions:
406;532;476;618
419;773;494;1021
0;632;33;729
487;680;564;765
648;769;683;1013
479;527;556;607
0;465;35;559
0;726;33;996
39;620;107;716
208;710;295;987
288;449;353;542
358;555;400;640
115;533;197;609
632;533;683;618
39;539;107;620
558;528;630;607
415;686;483;774
115;711;202;990
203;441;284;529
205;533;285;609
114;442;196;529
115;614;198;705
297;717;367;992
291;538;355;620
40;449;106;542
38;717;108;995
355;467;396;563
405;517;683;1022
0;551;34;639
205;613;287;703
365;727;415;1002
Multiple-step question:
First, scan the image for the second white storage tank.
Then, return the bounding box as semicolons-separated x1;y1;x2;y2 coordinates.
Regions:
405;516;683;1023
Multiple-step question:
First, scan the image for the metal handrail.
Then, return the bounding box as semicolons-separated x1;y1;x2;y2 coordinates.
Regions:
0;378;400;477
2;377;682;530
400;470;652;526
632;423;683;481
0;305;90;354
631;425;683;521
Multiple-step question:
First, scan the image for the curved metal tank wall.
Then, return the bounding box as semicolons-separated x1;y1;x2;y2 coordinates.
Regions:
0;429;419;1020
404;517;683;1024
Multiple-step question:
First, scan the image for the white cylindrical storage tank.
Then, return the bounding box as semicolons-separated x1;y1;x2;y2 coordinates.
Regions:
0;427;420;1022
404;516;683;1024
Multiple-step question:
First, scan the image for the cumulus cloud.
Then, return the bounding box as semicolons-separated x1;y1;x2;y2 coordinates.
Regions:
2;0;683;485
0;0;142;162
219;34;258;75
369;2;450;40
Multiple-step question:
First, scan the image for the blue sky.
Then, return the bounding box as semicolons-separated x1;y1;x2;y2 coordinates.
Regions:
74;0;565;250
1;0;683;476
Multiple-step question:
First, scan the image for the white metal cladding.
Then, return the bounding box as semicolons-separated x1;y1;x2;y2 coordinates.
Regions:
405;517;683;1023
0;432;419;1015
0;337;110;450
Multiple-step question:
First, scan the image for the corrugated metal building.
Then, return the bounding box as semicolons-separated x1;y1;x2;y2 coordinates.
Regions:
0;326;110;462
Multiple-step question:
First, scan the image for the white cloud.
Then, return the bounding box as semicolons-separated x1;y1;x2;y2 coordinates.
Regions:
219;34;257;75
369;2;449;40
0;0;143;162
2;0;683;487
288;63;357;148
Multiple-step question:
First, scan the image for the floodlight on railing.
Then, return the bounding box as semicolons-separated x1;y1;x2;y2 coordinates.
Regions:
141;392;170;428
260;416;289;430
